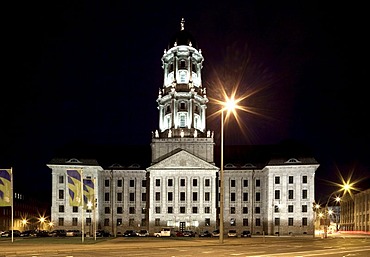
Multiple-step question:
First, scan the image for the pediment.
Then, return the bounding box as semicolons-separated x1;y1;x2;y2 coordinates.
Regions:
147;150;218;170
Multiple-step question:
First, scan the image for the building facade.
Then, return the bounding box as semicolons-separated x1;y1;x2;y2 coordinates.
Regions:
47;19;319;236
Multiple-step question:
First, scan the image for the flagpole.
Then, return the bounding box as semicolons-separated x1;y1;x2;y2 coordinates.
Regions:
11;167;14;243
81;169;84;243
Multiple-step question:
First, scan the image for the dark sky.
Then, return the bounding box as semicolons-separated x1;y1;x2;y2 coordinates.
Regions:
2;1;369;202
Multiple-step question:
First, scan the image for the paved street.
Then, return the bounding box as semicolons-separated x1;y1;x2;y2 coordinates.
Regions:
1;235;370;257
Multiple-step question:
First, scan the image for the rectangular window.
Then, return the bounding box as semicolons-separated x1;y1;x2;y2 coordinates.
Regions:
155;179;160;186
130;179;135;187
230;192;236;202
288;218;294;226
255;207;260;213
168;192;173;201
255;218;261;226
274;205;279;213
243;218;248;226
180;192;185;201
73;206;78;213
288;190;294;199
141;219;146;227
104;218;109;226
275;176;280;184
168;179;173;186
302;176;307;183
129;207;135;214
193;179;198;187
155;207;160;213
302;190;308;199
142;207;146;214
180;207;186;213
205;207;210;213
302;205;308;212
231;180;236;187
105;207;110;214
180;179;185;186
243;207;248;214
117;179;122;187
130;192;135;201
142;193;146;201
59;205;64;213
86;218;91;226
255;192;261;201
193;192;198;201
288;205;293;213
117;219;122;226
168;207;173;213
230;207;236;214
105;193;110;201
256;179;260;187
59;176;64;183
117;192;122;202
117;207;123;214
243;179;248;187
72;218;78;226
192;207;198;213
105;179;110;187
205;179;210;187
302;217;308;226
275;218;280;226
156;192;161;201
205;218;210;226
275;190;280;200
243;192;248;201
129;219;134;226
205;192;210;201
155;218;160;226
58;190;64;199
142;180;146;187
58;217;64;226
289;176;294;184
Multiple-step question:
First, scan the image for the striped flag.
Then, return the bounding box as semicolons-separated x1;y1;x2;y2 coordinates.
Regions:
0;169;12;207
67;169;83;206
83;178;95;210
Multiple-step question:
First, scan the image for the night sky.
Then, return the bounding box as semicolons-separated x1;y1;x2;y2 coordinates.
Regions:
2;1;369;202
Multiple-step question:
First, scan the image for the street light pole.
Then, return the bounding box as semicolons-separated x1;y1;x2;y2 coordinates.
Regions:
219;109;224;244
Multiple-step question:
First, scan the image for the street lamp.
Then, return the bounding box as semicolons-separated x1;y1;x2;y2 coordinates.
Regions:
219;97;238;244
39;217;45;230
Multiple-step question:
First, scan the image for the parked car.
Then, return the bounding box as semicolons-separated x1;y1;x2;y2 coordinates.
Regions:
153;231;162;237
199;230;212;237
183;230;196;237
96;230;111;237
175;230;184;237
36;230;50;237
66;229;82;237
211;229;220;237
1;230;21;237
241;230;251;237
137;229;149;237
123;230;137;237
20;230;37;237
49;229;66;237
228;229;237;237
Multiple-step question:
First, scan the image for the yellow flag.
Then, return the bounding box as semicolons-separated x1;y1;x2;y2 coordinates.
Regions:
0;169;12;207
67;169;83;206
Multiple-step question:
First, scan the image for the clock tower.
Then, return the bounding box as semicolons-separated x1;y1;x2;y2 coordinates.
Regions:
151;18;215;164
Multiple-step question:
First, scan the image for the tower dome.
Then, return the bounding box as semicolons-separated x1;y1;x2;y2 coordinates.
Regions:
168;18;198;49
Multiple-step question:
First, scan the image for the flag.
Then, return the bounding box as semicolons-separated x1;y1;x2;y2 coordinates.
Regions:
0;169;12;207
83;178;95;210
67;169;82;206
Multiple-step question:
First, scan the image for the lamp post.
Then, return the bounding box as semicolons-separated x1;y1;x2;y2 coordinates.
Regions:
219;98;238;244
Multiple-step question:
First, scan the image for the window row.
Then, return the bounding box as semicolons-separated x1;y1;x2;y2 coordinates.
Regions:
274;217;309;226
274;190;308;200
154;206;212;214
274;175;308;184
155;178;211;187
155;192;211;201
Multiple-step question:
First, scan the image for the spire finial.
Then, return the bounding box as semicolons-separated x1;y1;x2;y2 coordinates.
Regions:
181;18;185;31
